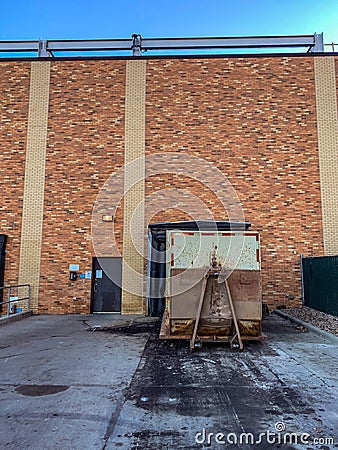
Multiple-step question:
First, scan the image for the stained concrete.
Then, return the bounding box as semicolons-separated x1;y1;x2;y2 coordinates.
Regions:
0;315;153;450
0;314;337;449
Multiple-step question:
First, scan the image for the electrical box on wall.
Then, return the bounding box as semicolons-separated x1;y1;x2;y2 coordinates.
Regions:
69;271;77;281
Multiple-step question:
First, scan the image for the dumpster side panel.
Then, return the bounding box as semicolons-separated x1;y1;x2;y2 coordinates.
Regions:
167;231;260;272
170;269;261;320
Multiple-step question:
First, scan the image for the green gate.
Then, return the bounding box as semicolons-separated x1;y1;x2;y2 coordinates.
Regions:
302;255;338;316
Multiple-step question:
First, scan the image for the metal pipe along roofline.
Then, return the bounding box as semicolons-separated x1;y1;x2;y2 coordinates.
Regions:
0;33;325;57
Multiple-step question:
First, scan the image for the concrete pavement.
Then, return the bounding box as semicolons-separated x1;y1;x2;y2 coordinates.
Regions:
0;313;337;449
0;314;154;450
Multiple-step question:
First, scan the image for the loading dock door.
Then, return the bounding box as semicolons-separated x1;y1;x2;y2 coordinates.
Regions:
91;257;122;313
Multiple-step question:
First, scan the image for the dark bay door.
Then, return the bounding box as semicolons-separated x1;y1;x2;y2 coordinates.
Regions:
0;235;7;311
91;257;122;313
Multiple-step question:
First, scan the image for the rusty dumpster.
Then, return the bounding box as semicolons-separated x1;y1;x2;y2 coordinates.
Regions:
159;228;264;348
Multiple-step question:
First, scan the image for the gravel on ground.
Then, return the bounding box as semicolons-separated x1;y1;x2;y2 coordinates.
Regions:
283;305;338;337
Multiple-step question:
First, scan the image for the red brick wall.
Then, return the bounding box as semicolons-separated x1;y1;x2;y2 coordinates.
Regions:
1;55;333;312
145;56;324;308
38;61;126;313
0;62;30;285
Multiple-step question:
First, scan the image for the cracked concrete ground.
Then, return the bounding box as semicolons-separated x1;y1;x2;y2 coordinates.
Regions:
0;314;337;449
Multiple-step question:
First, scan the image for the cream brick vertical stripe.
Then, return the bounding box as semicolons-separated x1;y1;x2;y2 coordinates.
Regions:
314;57;338;255
121;60;146;313
19;62;50;312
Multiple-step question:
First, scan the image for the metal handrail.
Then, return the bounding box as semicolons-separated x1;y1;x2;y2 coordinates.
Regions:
0;284;31;317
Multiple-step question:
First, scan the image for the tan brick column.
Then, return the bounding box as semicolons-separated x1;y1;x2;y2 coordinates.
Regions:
18;62;50;312
314;57;338;255
121;60;146;313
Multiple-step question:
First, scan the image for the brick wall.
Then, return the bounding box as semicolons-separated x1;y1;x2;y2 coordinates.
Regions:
0;62;30;285
1;55;337;313
314;57;338;256
18;62;50;312
145;56;324;308
39;60;126;313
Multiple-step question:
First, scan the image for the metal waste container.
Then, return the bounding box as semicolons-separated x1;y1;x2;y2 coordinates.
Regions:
160;229;263;349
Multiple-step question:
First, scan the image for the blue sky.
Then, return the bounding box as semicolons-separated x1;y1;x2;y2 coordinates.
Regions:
1;0;337;50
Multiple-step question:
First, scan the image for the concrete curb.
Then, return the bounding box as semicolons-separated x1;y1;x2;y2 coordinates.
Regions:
0;311;32;327
274;310;338;345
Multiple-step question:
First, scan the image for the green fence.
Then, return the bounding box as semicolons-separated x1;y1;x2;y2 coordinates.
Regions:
301;255;338;316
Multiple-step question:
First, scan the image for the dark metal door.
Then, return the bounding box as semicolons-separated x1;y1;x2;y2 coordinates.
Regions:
91;257;122;313
0;235;7;311
302;255;338;316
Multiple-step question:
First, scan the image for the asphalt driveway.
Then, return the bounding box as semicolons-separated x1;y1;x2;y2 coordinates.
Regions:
0;314;337;449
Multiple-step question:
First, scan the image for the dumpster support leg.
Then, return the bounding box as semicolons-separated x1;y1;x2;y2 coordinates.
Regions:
190;274;208;350
225;279;243;351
